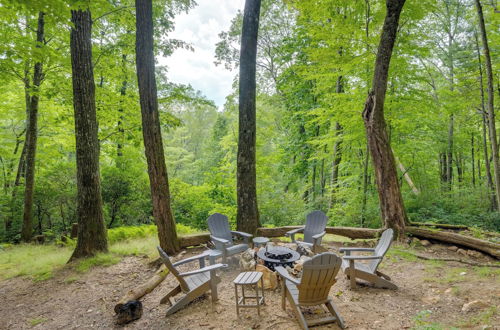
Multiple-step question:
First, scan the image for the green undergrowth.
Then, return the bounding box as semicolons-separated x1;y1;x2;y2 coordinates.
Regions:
0;223;200;281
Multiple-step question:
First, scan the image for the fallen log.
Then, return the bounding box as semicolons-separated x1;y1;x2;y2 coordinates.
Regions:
179;233;210;248
410;222;468;230
407;226;500;259
114;265;170;313
257;226;381;240
412;253;500;268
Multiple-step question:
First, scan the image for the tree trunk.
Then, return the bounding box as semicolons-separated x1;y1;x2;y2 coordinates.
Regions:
117;54;127;161
446;114;454;189
475;30;496;209
69;8;108;261
237;0;261;234
475;0;500;211
360;144;370;227
328;122;342;210
472;133;475;186
135;0;179;253
361;0;407;240
21;12;44;242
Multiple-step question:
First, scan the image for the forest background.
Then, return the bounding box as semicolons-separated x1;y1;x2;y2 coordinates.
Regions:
1;0;499;245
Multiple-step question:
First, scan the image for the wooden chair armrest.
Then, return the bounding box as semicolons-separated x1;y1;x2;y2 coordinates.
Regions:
179;263;227;277
312;231;326;241
211;236;230;245
172;253;207;267
231;231;252;238
285;227;304;236
275;266;301;285
343;255;382;260
339;247;375;253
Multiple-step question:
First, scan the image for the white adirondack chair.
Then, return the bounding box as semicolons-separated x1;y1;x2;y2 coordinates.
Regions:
157;247;227;316
340;228;397;289
286;210;327;253
207;213;252;263
276;253;345;330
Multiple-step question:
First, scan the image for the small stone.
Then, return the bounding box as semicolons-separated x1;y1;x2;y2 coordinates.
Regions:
466;250;484;258
462;300;488;313
460;272;467;276
457;248;468;256
444;288;453;294
421;295;440;304
420;240;431;247
447;246;458;251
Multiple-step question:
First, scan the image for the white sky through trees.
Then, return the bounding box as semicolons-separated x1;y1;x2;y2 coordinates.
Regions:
159;0;246;108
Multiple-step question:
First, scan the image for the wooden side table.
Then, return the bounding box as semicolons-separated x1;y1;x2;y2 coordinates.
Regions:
252;236;270;248
233;271;265;317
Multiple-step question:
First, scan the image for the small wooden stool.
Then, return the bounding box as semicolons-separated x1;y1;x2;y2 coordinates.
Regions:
252;236;269;248
233;272;265;317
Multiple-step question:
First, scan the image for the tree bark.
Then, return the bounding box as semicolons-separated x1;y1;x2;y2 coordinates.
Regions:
21;12;45;242
69;8;108;261
475;0;500;211
135;0;179;253
237;0;261;234
117;54;127;161
361;0;407;240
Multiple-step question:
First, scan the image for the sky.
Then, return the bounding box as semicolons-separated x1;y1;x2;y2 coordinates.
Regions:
158;0;246;109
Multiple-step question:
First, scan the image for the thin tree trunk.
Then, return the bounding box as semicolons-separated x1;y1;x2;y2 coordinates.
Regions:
135;0;179;253
237;0;261;234
472;133;475;187
21;12;44;242
362;0;407;240
361;144;370;227
475;0;500;211
446;114;454;189
475;28;496;209
117;54;127;160
69;8;108;261
328;76;344;210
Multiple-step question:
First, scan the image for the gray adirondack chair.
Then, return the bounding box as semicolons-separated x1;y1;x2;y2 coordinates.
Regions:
276;253;345;330
339;228;397;289
207;213;252;263
286;210;327;253
157;246;227;316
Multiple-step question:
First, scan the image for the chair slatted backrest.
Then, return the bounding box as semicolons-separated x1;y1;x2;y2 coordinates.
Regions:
368;228;394;273
157;246;190;292
297;252;341;305
303;210;328;244
207;213;233;251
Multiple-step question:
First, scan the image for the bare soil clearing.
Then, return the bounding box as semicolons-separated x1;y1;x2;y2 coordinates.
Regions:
0;241;498;330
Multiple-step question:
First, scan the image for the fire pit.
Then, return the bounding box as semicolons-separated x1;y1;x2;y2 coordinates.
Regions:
257;246;300;271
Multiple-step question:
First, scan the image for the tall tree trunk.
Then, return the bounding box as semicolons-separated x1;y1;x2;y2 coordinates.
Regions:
117;54;127;161
362;0;407;240
237;0;261;234
135;0;179;253
475;28;496;209
21;12;44;242
69;8;108;261
360;144;370;227
475;0;500;211
328;122;343;210
446;114;454;189
471;133;476;187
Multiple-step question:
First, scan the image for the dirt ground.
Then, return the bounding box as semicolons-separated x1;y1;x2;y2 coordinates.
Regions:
0;241;499;330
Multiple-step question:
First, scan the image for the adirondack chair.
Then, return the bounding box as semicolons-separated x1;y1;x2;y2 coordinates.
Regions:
275;253;345;330
339;228;397;289
286;210;327;253
207;213;252;263
157;246;227;316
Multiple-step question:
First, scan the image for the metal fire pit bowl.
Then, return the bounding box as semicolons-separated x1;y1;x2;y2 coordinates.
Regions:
257;246;300;271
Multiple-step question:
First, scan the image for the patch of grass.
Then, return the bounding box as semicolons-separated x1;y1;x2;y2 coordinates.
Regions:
64;275;79;284
387;247;418;261
0;244;71;281
412;310;445;330
74;253;120;273
110;235;158;257
424;267;469;284
473;266;500;278
456;306;498;328
28;317;47;326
